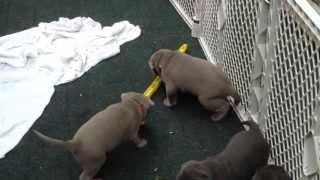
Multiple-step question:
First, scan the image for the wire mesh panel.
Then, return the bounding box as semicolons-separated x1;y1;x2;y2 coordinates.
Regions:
220;0;259;110
169;0;195;27
174;0;195;18
198;0;259;111
265;0;320;179
170;0;320;179
198;0;219;61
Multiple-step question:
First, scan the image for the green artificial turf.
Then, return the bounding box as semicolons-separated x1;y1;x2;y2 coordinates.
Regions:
0;0;242;179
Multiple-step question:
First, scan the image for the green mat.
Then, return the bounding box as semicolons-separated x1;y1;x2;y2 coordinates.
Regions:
0;0;242;179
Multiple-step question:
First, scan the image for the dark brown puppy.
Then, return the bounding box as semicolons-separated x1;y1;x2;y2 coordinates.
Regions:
252;165;291;180
34;92;154;180
148;49;240;121
176;120;270;180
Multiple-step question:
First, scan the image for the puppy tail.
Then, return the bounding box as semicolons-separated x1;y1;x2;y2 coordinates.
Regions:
33;130;76;152
241;120;260;132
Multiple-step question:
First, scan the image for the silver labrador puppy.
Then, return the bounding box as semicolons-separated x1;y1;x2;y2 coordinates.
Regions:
148;49;240;121
176;121;270;180
34;92;154;180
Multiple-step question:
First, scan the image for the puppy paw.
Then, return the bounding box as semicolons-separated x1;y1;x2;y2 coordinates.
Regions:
137;139;148;148
163;97;173;107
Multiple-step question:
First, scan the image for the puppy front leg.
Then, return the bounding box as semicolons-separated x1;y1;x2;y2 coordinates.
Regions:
132;133;148;148
199;97;230;122
163;81;178;107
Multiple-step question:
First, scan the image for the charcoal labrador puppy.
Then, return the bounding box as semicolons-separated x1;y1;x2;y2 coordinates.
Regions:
148;49;240;121
176;120;270;180
252;165;291;180
34;92;154;180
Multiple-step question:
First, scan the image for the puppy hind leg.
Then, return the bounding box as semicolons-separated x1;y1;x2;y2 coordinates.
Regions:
79;155;106;180
163;81;178;107
198;97;230;122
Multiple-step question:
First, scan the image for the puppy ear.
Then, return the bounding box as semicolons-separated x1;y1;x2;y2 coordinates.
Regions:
148;51;161;68
148;60;155;71
149;51;162;75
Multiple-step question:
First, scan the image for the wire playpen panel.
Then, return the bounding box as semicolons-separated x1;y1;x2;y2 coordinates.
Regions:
265;0;320;179
169;0;320;179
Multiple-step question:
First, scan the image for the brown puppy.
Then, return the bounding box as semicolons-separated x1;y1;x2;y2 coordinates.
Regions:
176;120;270;180
34;92;154;180
148;49;240;121
252;165;291;180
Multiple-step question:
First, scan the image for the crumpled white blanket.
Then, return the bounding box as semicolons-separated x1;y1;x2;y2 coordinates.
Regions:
0;17;141;158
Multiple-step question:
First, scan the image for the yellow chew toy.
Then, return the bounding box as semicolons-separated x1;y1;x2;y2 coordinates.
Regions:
143;43;188;97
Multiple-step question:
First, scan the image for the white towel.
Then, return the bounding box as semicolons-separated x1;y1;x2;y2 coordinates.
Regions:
0;17;141;158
